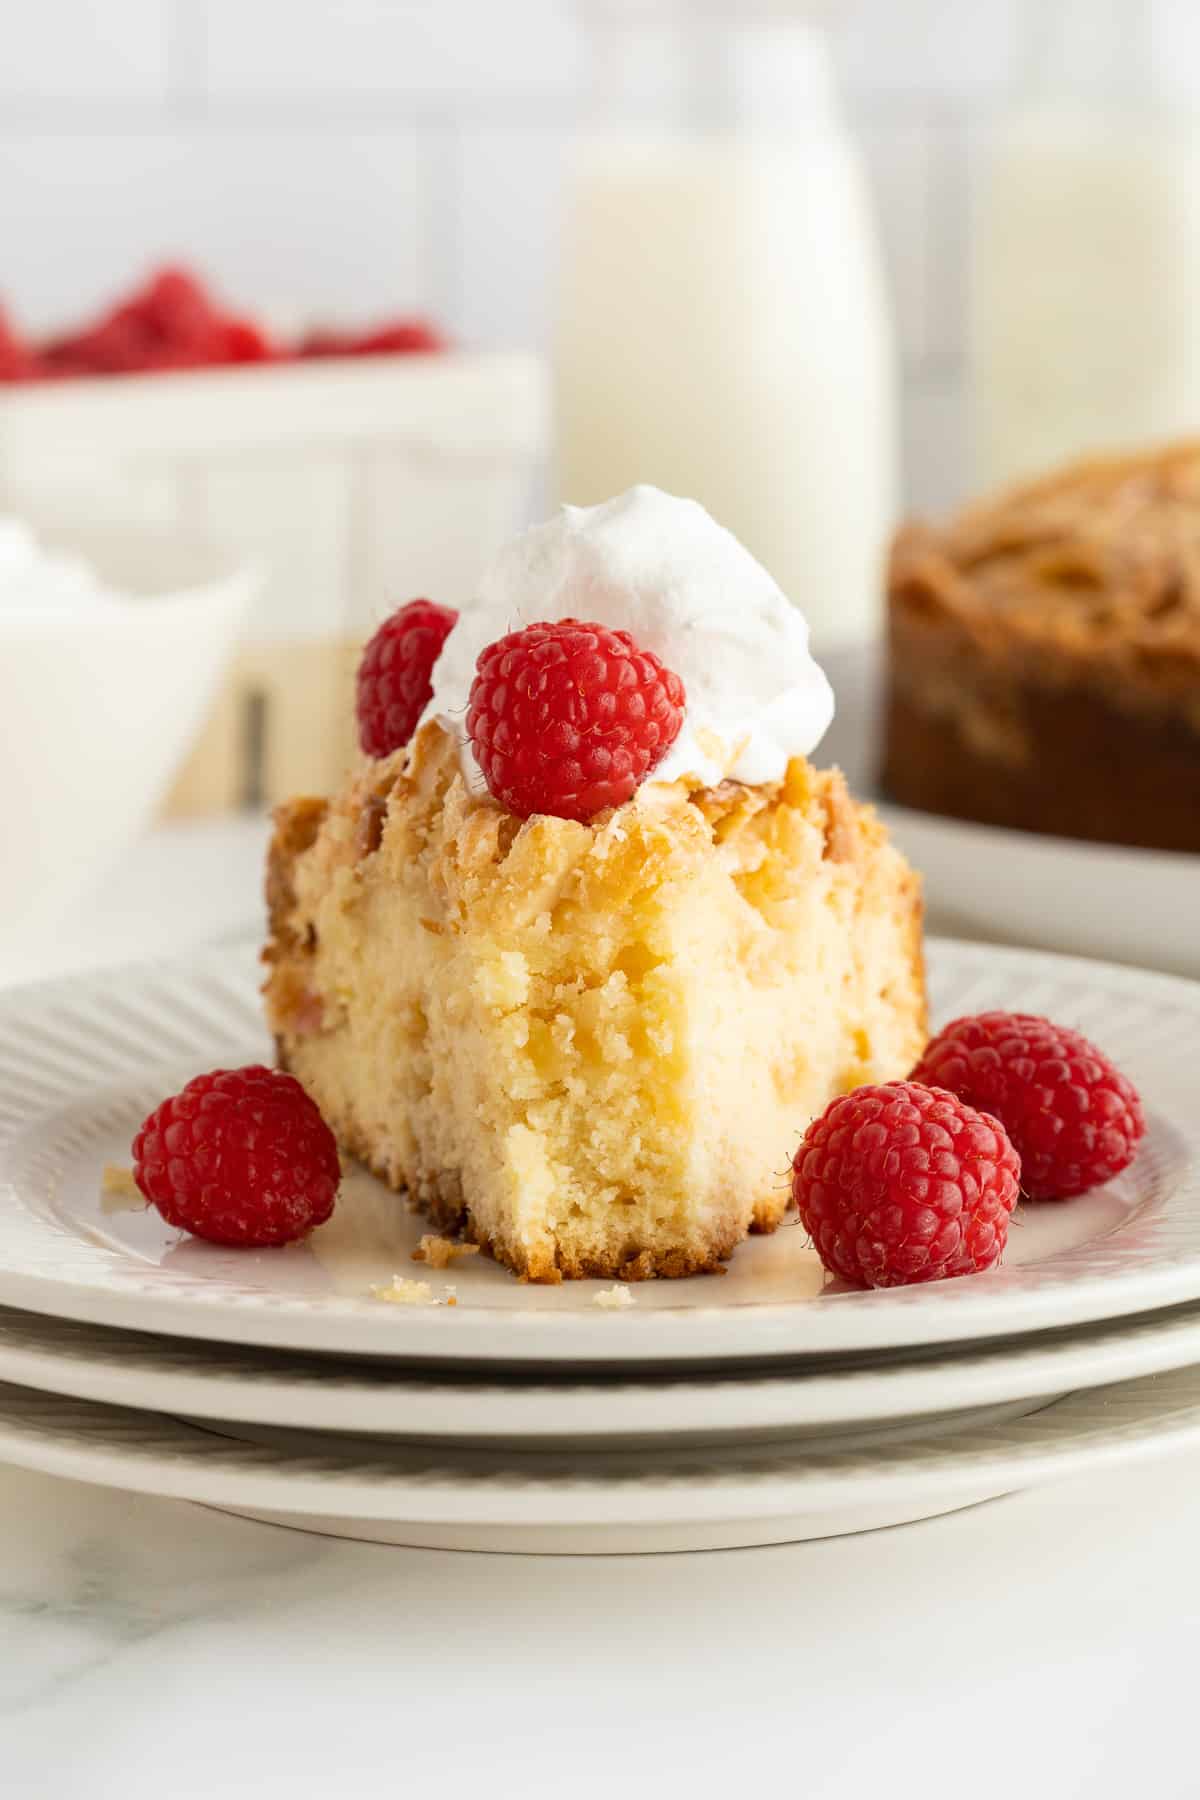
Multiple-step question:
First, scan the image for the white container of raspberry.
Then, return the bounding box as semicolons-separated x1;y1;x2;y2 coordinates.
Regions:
0;350;548;813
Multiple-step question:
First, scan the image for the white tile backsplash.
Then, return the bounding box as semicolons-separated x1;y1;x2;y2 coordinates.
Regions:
179;128;433;324
0;134;196;329
0;0;1022;520
922;117;973;364
454;124;571;349
0;0;169;103
854;116;934;361
0;126;432;332
198;0;583;104
832;0;1024;100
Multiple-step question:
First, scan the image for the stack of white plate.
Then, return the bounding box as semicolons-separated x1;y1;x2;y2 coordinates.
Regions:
1;938;1200;1554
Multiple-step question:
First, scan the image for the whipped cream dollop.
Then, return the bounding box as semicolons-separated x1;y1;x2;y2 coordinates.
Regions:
425;486;835;793
0;518;120;615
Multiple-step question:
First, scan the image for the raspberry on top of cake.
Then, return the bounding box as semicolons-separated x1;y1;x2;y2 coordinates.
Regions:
264;488;926;1283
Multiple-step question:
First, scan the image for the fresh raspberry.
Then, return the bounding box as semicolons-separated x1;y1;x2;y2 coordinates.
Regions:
466;618;686;822
910;1011;1145;1201
356;598;458;758
352;318;446;355
132;1065;340;1247
295;328;347;359
40;266;275;377
54;266;223;374
0;307;37;381
792;1081;1020;1289
220;317;275;364
298;318;446;358
134;265;217;345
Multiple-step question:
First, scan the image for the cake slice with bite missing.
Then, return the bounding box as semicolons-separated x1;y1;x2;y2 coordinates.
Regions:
264;489;926;1282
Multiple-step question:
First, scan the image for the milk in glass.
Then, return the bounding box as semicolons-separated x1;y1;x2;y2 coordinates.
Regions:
556;4;897;648
974;0;1200;484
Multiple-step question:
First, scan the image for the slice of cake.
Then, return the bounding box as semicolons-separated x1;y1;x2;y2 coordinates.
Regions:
264;488;926;1282
884;441;1200;852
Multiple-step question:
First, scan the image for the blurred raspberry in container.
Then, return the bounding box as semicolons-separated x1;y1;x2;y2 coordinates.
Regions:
0;264;448;382
0;265;547;814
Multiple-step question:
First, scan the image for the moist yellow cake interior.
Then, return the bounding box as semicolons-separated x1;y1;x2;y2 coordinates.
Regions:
265;723;925;1283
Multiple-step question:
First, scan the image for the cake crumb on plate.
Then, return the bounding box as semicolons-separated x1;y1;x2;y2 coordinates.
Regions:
370;1276;437;1307
100;1164;147;1214
370;1275;459;1308
593;1283;634;1310
412;1233;481;1270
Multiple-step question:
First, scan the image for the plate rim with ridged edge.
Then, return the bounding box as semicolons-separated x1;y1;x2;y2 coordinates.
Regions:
2;1296;1200;1441
0;937;1198;1366
2;1363;1200;1552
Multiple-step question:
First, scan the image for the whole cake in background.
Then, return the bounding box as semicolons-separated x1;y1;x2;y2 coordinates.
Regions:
884;441;1200;853
264;487;926;1284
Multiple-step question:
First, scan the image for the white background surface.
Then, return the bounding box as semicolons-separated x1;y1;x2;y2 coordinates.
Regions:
7;0;1198;518
1;825;1199;1796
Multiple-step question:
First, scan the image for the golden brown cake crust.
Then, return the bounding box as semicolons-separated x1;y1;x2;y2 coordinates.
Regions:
266;724;926;1282
885;441;1200;850
265;794;327;955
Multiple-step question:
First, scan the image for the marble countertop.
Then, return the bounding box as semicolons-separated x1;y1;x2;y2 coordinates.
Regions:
3;1453;1199;1800
3;820;1199;1799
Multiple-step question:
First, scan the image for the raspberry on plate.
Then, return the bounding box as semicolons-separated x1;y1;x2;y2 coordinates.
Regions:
357;598;458;758
911;1011;1145;1201
132;1065;340;1248
792;1080;1021;1289
466;618;686;822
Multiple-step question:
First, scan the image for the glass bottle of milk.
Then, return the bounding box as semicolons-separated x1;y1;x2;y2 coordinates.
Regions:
973;0;1200;485
555;1;897;650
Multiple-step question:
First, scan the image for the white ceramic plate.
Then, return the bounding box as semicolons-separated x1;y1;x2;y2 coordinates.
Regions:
822;646;1200;980
4;1298;1200;1446
2;1364;1200;1552
0;940;1197;1365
